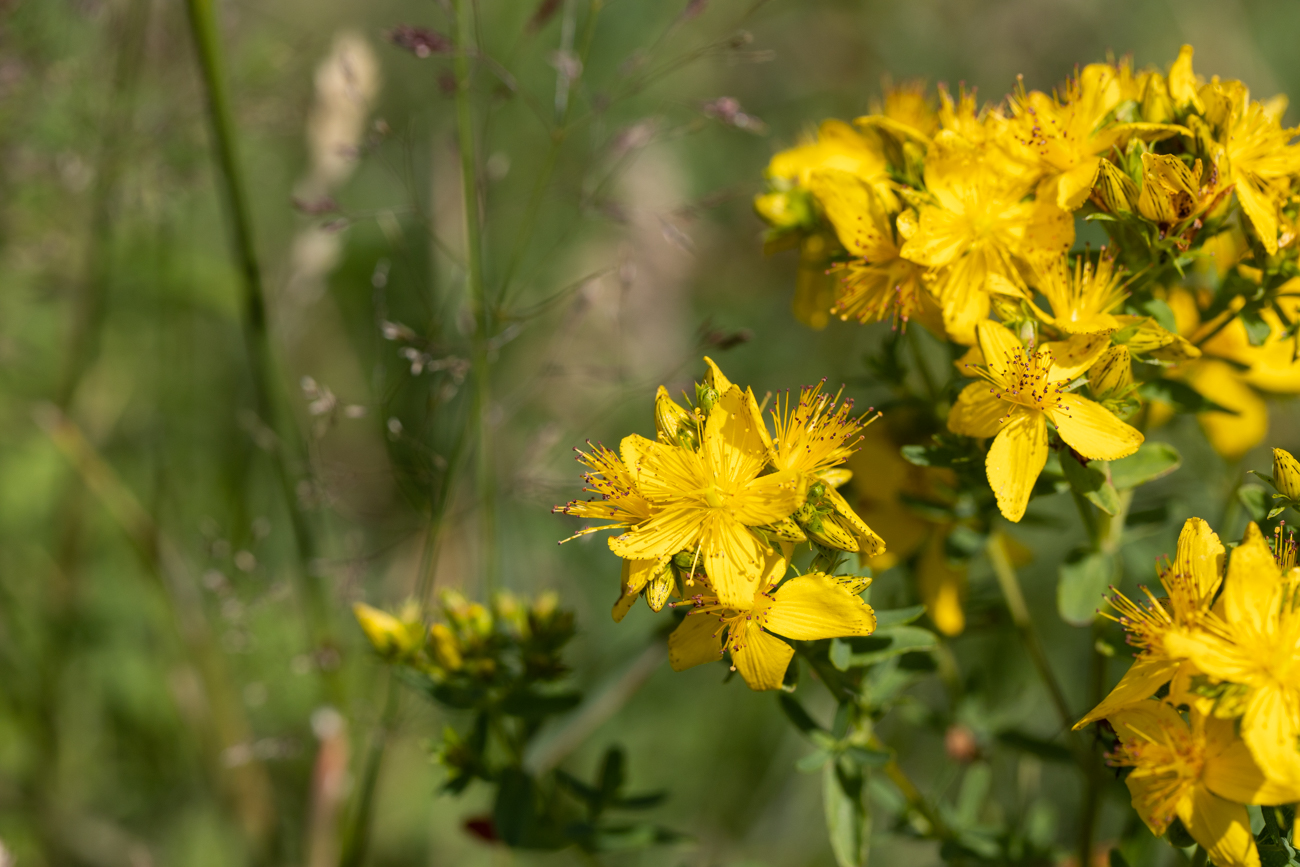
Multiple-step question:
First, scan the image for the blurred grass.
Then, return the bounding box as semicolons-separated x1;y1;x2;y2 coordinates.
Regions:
3;0;1300;864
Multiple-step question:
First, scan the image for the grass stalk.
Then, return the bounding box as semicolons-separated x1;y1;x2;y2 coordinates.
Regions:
182;0;337;665
338;673;400;867
450;0;496;591
986;532;1076;735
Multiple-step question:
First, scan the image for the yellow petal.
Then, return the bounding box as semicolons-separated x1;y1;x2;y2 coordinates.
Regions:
702;356;735;395
806;169;897;260
668;611;725;671
1177;786;1260;867
1048;393;1143;461
1241;684;1300;791
917;531;966;636
1073;656;1181;729
1224;523;1283;633
608;506;703;561
765;572;876;640
701;513;769;608
985;408;1049;523
1237;172;1280;255
1045;332;1112;381
1176;517;1225;603
1182;359;1269;459
732;623;795;691
976;320;1025;383
736;469;805;526
1168;45;1204;113
705;386;774;481
1056;156;1102;211
794;239;835;329
1204;713;1300;805
822;486;885;557
948;382;1008;438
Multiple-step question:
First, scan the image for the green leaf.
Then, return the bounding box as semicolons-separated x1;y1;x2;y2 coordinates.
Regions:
611;790;667;810
873;605;926;628
824;763;870;867
1061;452;1120;515
1138;297;1177;333
1240;484;1270;523
831;625;938;669
493;768;537;847
797;749;833;773
1109;850;1133;867
843;746;892;768
1269;506;1288;519
598;746;625;805
778;693;826;735
1057;549;1115;626
1241;307;1272;346
1109;442;1181;489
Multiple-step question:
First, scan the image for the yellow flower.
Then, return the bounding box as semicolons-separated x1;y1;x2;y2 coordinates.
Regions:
1273;447;1300;500
353;601;425;658
1109;699;1300;867
1166;522;1300;789
1174;42;1300;252
554;438;654;539
1076;517;1224;728
875;78;938;138
805;168;931;330
667;553;876;690
899;132;1074;344
607;385;805;608
1005;63;1184;211
1031;250;1127;335
948;321;1143;521
767;119;896;210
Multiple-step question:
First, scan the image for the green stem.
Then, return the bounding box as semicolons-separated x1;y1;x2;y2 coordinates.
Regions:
1077;620;1109;867
1190;845;1208;867
338;673;399;867
182;0;336;663
499;0;603;307
865;735;950;840
986;532;1076;734
450;0;496;592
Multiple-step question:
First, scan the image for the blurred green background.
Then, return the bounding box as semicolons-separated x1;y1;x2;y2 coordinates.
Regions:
3;0;1299;864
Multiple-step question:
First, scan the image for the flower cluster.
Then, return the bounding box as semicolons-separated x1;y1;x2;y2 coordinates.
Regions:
757;45;1300;472
1074;516;1300;866
555;357;880;690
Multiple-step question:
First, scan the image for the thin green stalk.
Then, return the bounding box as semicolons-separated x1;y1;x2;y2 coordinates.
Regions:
499;0;604;306
865;735;950;840
338;673;399;867
182;0;336;662
1077;619;1109;867
451;0;496;592
986;532;1076;734
1190;845;1208;867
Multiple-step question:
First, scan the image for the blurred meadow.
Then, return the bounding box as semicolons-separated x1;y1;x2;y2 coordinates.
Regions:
4;0;1300;865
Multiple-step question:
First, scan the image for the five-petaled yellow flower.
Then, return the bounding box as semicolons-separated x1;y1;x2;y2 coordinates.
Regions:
1110;699;1300;867
608;385;805;609
949;321;1143;522
668;552;876;691
1167;522;1300;789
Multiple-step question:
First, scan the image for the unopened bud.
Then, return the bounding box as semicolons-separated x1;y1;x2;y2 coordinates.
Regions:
1091;159;1138;214
353;603;417;657
429;622;463;670
532;590;558;620
1138;153;1197;225
753;189;815;232
644;569;675;612
655;386;698;449
1274;448;1300;500
1140;72;1173;124
1088;346;1133;400
806;513;859;551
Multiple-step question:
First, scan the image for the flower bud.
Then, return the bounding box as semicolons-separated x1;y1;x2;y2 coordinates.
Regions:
759;516;807;543
429;622;463;670
805;512;859;551
753;188;815;232
1140;72;1173;124
1088;346;1133;400
1273;448;1300;500
353;602;419;657
1091;159;1138;214
655;386;698;449
1138;153;1197;225
644;568;676;612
